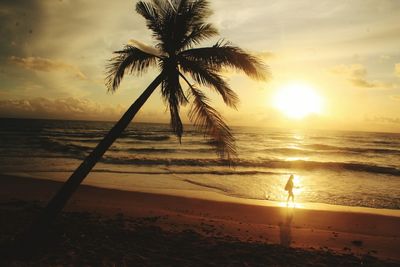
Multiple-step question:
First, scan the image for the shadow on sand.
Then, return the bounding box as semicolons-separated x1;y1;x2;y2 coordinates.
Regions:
279;207;294;247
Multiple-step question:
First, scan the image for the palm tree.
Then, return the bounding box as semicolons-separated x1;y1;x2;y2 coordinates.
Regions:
19;0;267;250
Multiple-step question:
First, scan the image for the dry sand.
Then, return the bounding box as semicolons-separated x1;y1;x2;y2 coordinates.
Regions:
1;173;399;264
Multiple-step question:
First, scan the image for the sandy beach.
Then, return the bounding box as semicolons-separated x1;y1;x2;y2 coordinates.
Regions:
2;0;400;265
1;173;399;266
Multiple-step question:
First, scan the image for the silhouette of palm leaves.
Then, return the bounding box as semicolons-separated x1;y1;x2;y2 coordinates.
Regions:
106;0;268;160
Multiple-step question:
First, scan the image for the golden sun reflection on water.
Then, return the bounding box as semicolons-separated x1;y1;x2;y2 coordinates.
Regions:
293;175;303;195
277;202;304;208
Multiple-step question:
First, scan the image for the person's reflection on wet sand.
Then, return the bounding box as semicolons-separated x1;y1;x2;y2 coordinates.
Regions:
279;208;294;247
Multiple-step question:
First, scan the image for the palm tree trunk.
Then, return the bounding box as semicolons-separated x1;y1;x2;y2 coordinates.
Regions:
19;73;164;252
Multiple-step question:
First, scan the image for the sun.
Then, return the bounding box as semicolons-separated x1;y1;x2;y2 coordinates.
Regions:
273;82;323;119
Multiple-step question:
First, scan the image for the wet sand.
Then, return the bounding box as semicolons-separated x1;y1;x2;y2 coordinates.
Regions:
1;173;399;265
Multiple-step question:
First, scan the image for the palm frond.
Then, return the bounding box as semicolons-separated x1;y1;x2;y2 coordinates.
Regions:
180;41;268;80
184;0;211;25
179;57;239;108
152;0;172;12
136;1;163;42
161;0;215;53
175;0;188;12
183;76;236;160
160;66;188;140
137;0;216;55
175;0;215;51
106;45;158;92
179;23;218;50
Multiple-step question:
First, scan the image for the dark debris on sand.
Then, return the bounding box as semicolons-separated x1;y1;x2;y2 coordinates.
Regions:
0;200;398;267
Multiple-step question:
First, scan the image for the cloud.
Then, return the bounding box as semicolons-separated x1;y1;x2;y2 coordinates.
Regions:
128;39;162;56
366;116;400;124
0;97;124;121
390;95;400;101
331;64;396;89
9;56;87;80
331;64;364;75
379;55;391;61
395;63;400;77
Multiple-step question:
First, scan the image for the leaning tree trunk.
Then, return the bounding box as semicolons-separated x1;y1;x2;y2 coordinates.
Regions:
18;73;164;252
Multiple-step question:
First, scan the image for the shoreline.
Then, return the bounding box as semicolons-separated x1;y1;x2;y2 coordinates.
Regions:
1;173;400;262
4;171;400;218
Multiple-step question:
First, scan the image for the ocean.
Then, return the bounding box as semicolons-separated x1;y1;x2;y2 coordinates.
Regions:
0;118;399;210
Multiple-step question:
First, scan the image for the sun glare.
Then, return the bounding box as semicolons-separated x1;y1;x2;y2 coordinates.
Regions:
273;83;323;119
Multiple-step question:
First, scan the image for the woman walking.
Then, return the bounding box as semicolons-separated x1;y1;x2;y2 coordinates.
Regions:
284;175;295;205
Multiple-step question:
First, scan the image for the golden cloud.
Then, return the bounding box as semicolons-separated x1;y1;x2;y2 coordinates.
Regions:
9;56;87;80
395;63;400;77
330;64;396;89
128;39;162;56
0;97;124;121
366;116;400;124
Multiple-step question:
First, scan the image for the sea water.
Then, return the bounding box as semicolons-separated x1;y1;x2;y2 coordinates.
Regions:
0;118;399;209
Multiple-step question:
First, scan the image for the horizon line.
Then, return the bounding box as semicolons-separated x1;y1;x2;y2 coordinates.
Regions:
1;116;399;135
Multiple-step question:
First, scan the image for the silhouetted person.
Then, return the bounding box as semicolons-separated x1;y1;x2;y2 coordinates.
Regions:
285;175;295;205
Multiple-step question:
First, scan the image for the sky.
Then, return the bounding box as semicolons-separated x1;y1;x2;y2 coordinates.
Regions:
0;0;399;133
